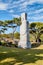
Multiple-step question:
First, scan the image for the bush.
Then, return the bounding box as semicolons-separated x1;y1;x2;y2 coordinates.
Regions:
1;42;6;46
0;41;18;47
6;42;12;47
0;42;2;45
14;43;18;47
11;43;18;48
14;32;20;39
31;43;40;48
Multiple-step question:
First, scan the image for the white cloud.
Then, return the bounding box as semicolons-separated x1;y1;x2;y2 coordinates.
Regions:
28;15;43;21
19;1;27;8
28;0;43;5
34;8;43;13
9;0;25;9
27;0;35;5
12;14;20;18
8;0;12;3
28;8;43;16
15;0;43;13
0;0;43;21
36;16;43;20
0;3;8;10
9;10;14;13
0;0;43;10
37;0;43;3
17;0;43;9
13;0;25;4
20;0;43;7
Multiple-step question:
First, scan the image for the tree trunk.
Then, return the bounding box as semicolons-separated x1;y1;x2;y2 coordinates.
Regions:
36;37;40;44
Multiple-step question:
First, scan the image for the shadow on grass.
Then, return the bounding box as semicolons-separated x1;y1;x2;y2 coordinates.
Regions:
0;47;43;65
31;42;43;48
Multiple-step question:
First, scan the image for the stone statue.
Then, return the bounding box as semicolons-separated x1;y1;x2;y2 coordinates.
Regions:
18;13;31;49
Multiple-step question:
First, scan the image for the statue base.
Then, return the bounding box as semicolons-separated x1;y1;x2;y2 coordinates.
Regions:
18;41;31;49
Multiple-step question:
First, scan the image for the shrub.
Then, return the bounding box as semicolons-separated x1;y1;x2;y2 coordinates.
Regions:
6;42;12;47
0;42;2;45
14;32;20;39
1;42;6;46
11;43;18;48
31;43;40;48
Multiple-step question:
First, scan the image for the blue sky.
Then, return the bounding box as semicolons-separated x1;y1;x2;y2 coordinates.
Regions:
0;0;43;33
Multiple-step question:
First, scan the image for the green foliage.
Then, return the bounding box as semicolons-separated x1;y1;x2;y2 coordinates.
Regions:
30;34;36;42
1;41;6;46
40;34;43;41
14;32;20;39
30;23;36;28
13;17;21;26
35;22;43;29
0;18;43;43
11;43;18;47
0;42;2;45
30;22;43;42
30;22;43;29
0;41;18;47
0;21;3;26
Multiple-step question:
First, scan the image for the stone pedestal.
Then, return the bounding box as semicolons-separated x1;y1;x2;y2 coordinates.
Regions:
18;13;31;49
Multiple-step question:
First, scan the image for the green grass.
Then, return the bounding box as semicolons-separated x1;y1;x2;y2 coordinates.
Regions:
0;46;43;65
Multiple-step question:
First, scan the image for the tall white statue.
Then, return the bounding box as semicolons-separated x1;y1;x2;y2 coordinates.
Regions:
18;13;31;49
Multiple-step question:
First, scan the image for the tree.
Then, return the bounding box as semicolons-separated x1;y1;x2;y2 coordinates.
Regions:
13;17;21;26
0;21;3;34
30;22;43;43
0;20;8;41
6;17;21;43
0;21;4;39
14;32;20;39
0;21;3;26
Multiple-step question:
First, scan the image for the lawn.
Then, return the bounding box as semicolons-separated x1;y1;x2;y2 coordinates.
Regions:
0;45;43;65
